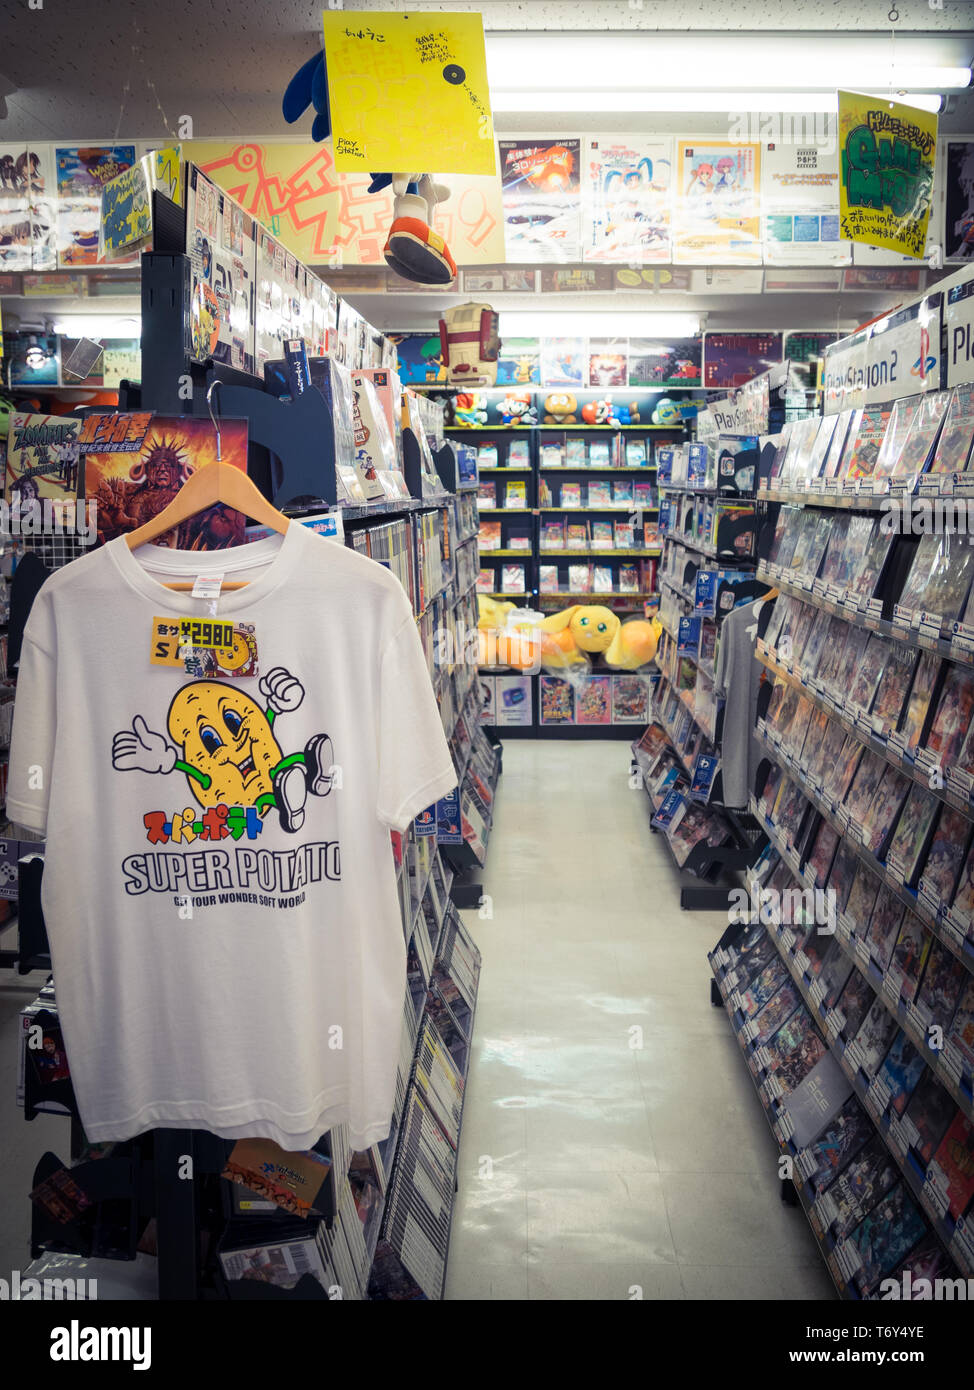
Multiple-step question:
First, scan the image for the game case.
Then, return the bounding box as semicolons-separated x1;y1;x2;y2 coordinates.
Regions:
923;665;974;768
886;785;940;887
844;864;881;937
916;943;966;1040
477;480;495;510
842;402;894;483
742;957;790;1017
843;749;886;823
807;1096;874;1194
875;1031;927;1117
915;535;974;630
752;981;802;1048
871;644;918;733
833;625;873;697
784;510;822;579
862;765;910;856
848;526;895;608
835;971;876;1042
918;807;971;908
568;563;592;592
890;390;951;480
928;1110;974;1221
951;840;974;930
767;1009;828;1093
813;619;853;691
945;975;974;1074
825;1135;899;1242
847;634;889;712
539;565;559;594
887;913;931;1004
900;651;941;752
612;674;650;724
797;610;834;677
591;520;614;546
833;516;879;594
848;1182;928;1296
903;1071;957;1166
566;523;589;550
825;840;860;917
501;564;525;594
888;1233;960;1294
819;948;855;1012
577;676;612;725
873;397;920;481
541;519;566;550
561;482;582;507
505;479;527;508
806;820;840;889
540;675;575;725
863;885;906;972
589;479;612;506
820;408;856;481
928;381;974;474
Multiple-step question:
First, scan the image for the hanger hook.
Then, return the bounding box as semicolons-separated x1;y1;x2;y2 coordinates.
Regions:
206;379;223;462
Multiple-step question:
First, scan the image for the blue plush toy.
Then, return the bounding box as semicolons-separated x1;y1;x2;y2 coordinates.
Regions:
282;51;456;285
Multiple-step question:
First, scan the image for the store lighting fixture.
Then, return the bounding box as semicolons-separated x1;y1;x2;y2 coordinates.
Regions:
499;311;701;339
485;31;971;113
51;315;141;339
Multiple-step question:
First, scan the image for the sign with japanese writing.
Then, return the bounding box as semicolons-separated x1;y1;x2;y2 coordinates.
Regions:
321;10;495;175
838;91;937;261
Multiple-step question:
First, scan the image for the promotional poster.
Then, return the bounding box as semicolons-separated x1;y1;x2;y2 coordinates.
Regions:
499;138;582;262
583;136;672;263
673;140;761;264
0;143;57;271
703;332;784;389
55;144;137;267
628;337;702;389
761;138;847;265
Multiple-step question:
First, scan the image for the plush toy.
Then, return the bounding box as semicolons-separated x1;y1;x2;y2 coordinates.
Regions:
439;303;500;386
452;392;489;427
581;399;613;426
539;604;661;670
477;595;515;629
476;596;541;670
611;402;641;425
543;392;578;424
283;52;456;285
500;391;537;426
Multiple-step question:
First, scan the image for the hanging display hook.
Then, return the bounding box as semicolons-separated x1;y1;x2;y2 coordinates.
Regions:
206;378;223;462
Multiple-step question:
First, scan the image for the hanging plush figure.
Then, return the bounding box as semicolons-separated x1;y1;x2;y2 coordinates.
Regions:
539;604;661;670
282;50;457;285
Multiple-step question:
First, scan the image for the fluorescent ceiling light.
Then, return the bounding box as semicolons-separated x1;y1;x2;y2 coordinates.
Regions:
486;32;973;94
491;90;944;114
500;311;701;339
52;315;141;338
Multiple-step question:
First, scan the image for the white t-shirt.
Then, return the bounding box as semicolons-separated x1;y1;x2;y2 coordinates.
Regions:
7;523;456;1150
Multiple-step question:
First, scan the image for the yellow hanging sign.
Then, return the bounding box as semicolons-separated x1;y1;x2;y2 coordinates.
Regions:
321;10;496;176
838;90;938;261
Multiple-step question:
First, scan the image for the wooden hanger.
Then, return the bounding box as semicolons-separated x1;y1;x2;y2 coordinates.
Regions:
125;382;290;590
762;587;780;601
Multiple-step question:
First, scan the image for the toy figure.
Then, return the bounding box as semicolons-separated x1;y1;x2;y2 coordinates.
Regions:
439;303;500;387
539;604;661;670
582;400;614;426
500;391;537;426
543;392;578;424
452;392;488;427
282;52;455;285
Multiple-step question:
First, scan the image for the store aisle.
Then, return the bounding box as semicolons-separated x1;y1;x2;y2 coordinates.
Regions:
444;740;836;1301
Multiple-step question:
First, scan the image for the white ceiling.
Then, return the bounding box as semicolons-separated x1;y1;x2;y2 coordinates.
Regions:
0;0;971;139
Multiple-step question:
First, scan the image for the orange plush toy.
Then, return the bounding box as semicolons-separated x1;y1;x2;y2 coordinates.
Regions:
539;605;661;670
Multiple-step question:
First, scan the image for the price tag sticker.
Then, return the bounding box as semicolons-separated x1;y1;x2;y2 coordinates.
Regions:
150;615;259;678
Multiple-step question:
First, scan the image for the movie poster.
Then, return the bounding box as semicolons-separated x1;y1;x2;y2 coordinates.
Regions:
81;412;249;548
673;141;761;264
761;139;847;265
0;143;57;271
496;337;541;386
583;136;672;263
945;140;974;263
55;144;137;267
499;138;582;263
628;337;702;390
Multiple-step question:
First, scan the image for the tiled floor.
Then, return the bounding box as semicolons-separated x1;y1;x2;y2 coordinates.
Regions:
443;739;836;1301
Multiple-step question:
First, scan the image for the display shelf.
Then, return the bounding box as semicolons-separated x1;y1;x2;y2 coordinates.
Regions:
757;566;974;673
538;505;658;513
756;642;974;825
539;465;658;473
750;726;974;980
538;549;661;559
711;924;971;1286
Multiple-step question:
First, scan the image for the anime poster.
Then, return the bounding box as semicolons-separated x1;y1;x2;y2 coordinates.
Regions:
81;413;249;549
496;337;541;387
188;140;505;266
499;138;582;263
5;412;83;506
186;164;256;373
55;145;137;267
945;140;974;262
588;339;628;388
0;143;57;271
387;332;448;386
583;136;672;263
673;141;761;264
761;139;848;265
703;332;783;390
540;336;586;389
837;92;937;260
628;337;702;390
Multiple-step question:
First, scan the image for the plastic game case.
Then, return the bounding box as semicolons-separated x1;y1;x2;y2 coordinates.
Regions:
871;643;918;732
924;665;974;767
833;625;873;696
835;971;876;1042
861;765;910;855
874;397;921;481
844;750;886;823
825;1136;899;1241
799;608;833;675
900;651;941;752
807;820;840;888
843;861;881;932
818;514;854;586
807;1096;874;1194
863;885;906;971
847;634;889;712
826;839;860;915
896;535;943;617
916;940;966;1034
928;382;974;475
887;914;931;1003
819;946;855;1012
888;1233;960;1295
929;1110;974;1221
875;1030;927;1117
848;527;895;607
826;736;864;805
742;957;790;1017
752;982;802;1047
904;1071;957;1166
916;534;974;627
833;516;878;593
951;839;974;927
919;807;971;905
946;975;974;1074
848;1182;928;1296
891;390;951;480
769;1010;828;1093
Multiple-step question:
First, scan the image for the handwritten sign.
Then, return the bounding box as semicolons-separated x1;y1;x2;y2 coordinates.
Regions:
838;91;937;260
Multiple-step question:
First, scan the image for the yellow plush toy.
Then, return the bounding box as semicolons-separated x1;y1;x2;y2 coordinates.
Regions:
539;605;661;670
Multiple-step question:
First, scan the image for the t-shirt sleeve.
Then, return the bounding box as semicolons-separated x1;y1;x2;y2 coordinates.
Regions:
376;615;457;832
7;607;57;835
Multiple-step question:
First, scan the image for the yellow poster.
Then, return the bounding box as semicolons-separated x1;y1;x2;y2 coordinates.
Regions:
320;10;495;175
186;140;505;266
838;91;937;260
672;141;761;265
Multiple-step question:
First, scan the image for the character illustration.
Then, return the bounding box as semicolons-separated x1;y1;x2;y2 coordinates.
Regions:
112;668;334;833
92;431;242;549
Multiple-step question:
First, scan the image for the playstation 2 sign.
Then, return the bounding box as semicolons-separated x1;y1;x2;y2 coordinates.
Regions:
946;272;974;389
822;292;942;414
